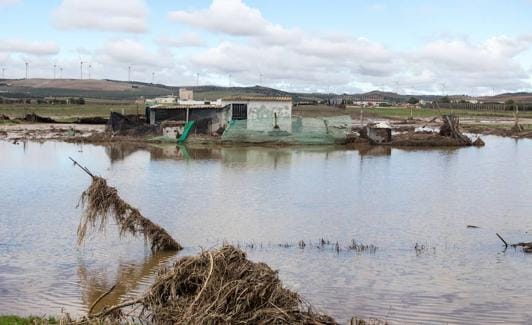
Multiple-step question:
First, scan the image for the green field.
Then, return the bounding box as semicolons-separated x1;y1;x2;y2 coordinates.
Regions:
294;104;532;120
0;103;141;122
2;103;532;124
368;106;532;119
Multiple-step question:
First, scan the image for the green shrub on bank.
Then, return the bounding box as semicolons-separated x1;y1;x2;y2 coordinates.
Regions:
0;315;58;325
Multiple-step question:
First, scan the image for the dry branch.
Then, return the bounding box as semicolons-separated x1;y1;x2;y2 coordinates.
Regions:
78;176;182;252
70;157;181;252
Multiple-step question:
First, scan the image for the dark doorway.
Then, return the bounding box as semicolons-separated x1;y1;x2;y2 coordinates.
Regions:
232;104;247;120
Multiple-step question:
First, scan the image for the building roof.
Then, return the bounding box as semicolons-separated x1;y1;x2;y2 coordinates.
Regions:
150;104;225;110
222;96;292;102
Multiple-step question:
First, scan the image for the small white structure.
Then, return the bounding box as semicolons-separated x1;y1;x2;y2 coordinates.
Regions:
222;96;292;131
179;88;194;101
147;95;178;106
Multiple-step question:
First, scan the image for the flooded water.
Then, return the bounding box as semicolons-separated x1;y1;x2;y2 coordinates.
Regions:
1;138;531;324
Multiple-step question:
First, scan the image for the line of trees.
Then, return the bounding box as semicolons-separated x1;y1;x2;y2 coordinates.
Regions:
0;97;85;105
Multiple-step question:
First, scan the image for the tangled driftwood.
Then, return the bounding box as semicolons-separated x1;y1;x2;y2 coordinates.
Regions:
91;245;337;324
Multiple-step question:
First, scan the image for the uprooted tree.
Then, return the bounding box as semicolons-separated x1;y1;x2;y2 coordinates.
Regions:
439;115;473;145
71;157;182;252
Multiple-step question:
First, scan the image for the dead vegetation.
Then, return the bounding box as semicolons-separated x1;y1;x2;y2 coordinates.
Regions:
90;245;337;324
77;174;181;252
496;233;532;253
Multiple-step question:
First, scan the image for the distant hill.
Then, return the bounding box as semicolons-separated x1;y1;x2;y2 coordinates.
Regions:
0;78;530;103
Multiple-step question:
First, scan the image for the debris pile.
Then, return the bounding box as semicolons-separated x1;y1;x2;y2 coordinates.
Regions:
91;245;337;324
75;116;108;125
439;115;472;145
19;113;56;123
388;115;484;147
78;174;181;252
106;112;159;137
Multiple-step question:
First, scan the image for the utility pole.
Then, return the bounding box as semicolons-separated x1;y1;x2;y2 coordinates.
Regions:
53;64;57;79
25;62;29;79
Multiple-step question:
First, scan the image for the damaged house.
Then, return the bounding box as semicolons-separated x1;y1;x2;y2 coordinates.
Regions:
146;90;293;137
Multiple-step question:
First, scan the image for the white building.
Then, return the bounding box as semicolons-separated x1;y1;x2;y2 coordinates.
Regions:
222;96;292;131
179;88;194;101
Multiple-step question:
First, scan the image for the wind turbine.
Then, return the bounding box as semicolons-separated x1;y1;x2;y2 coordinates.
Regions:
88;64;92;79
128;65;132;82
59;67;63;79
152;72;155;84
1;68;5;79
80;61;85;80
53;64;57;79
24;61;30;79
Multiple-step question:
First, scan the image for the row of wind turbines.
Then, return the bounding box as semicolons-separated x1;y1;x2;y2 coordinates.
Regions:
1;58;141;82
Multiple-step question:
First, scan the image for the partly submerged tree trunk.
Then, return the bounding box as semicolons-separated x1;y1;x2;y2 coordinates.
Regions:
78;176;182;252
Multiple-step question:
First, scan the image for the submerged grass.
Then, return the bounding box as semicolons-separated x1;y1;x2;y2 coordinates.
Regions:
78;176;182;252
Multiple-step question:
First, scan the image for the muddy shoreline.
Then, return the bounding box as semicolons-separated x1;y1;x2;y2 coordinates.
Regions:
1;119;530;147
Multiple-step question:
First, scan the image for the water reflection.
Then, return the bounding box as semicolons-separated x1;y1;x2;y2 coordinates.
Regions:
2;138;532;324
104;143;392;165
78;251;177;313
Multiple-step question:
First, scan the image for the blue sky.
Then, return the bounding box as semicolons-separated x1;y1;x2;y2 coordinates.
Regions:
1;0;532;94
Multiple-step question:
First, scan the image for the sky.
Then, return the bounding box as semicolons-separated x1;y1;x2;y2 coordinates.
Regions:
1;0;532;95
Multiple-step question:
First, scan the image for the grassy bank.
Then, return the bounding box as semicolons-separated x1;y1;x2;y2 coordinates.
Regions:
0;103;140;122
0;316;57;325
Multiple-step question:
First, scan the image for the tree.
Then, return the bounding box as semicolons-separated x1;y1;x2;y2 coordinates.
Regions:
439;96;451;103
407;97;419;105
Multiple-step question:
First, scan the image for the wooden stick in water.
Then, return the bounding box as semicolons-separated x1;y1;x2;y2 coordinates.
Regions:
496;233;509;248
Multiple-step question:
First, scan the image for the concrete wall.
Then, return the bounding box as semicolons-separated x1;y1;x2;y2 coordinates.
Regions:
222;100;292;131
248;101;291;131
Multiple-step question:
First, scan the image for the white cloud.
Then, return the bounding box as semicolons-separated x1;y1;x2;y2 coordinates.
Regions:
166;0;532;93
98;39;172;68
0;39;59;55
158;32;205;48
168;0;302;45
409;36;532;92
169;0;267;37
53;0;148;33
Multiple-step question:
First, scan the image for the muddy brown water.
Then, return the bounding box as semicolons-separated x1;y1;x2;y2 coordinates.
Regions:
1;138;531;324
